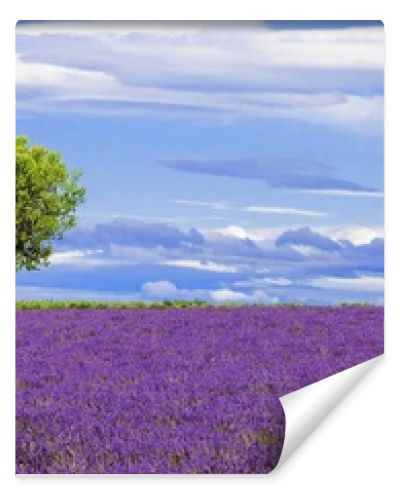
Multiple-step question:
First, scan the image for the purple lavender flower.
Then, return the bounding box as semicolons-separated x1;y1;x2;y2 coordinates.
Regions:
16;306;383;473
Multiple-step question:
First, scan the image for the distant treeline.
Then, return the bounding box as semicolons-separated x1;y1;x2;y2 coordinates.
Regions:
16;300;377;310
16;299;210;310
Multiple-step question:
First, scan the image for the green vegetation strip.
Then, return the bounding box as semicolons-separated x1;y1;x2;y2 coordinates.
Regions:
16;300;375;310
16;299;211;310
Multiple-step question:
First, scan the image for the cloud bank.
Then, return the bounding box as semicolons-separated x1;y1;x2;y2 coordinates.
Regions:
16;21;383;134
17;218;383;304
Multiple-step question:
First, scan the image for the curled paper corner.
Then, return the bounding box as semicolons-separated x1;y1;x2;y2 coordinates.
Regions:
273;355;384;473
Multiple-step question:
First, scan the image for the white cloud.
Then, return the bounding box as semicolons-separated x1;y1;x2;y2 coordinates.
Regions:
141;280;179;299
16;22;383;70
140;280;277;303
213;225;284;243
289;245;321;256
243;205;328;217
213;223;384;246
15;21;207;37
16;54;119;93
318;225;384;245
49;250;106;266
282;95;384;135
234;277;293;288
300;188;384;198
162;259;238;273
210;288;277;303
16;22;383;133
173;200;229;210
308;276;384;292
214;225;252;240
209;289;250;302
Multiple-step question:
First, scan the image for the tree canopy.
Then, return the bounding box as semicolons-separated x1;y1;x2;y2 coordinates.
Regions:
16;136;86;271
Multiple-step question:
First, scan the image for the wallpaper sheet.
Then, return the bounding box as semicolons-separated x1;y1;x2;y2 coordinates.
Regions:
16;20;384;474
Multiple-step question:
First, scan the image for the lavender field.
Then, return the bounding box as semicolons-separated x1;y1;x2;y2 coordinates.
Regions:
16;305;383;474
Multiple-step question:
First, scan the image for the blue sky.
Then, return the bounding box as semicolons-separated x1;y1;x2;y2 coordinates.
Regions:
16;21;384;304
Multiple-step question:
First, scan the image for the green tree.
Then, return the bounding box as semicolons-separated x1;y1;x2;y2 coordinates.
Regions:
16;136;86;271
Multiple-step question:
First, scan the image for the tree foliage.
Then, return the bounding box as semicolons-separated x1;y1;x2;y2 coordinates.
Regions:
16;136;86;271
